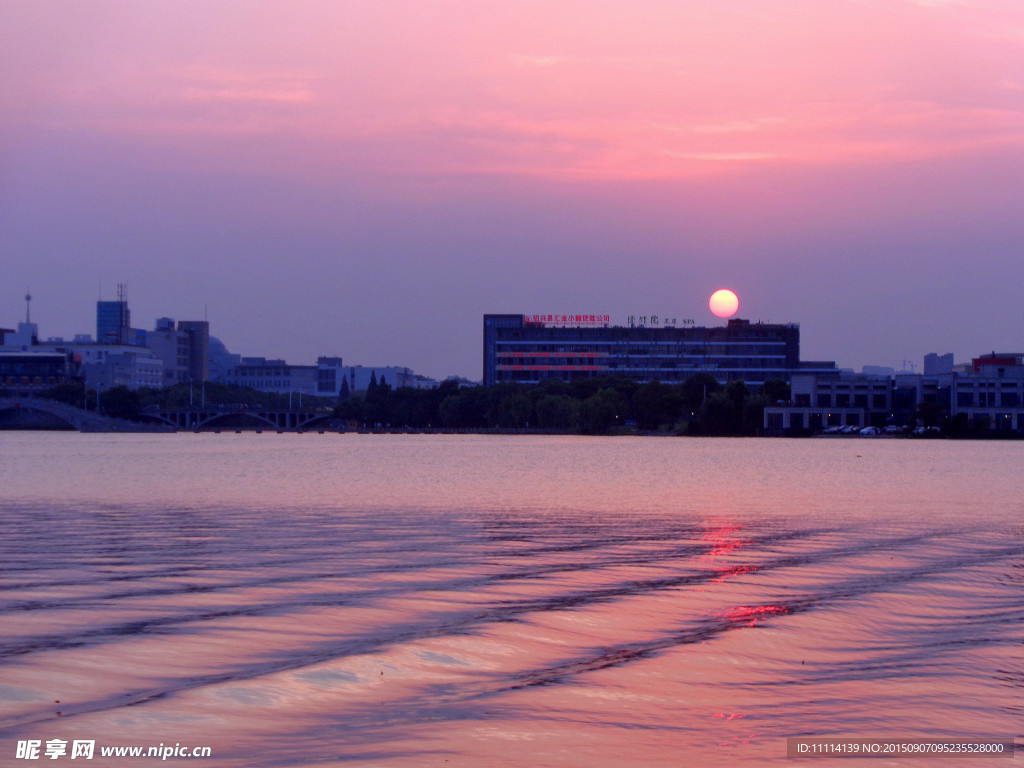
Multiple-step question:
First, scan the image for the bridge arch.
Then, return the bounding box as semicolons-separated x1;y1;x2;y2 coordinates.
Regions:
197;412;280;430
0;400;77;430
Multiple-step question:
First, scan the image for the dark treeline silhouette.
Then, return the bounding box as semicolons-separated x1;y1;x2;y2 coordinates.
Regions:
34;375;791;434
335;374;792;435
34;382;335;421
25;377;1016;437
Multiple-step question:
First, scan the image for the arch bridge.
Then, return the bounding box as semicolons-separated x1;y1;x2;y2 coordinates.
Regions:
152;407;334;431
0;397;172;432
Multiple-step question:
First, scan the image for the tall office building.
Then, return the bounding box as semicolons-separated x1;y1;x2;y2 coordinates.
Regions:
176;321;210;382
96;300;130;344
146;318;209;384
96;284;145;346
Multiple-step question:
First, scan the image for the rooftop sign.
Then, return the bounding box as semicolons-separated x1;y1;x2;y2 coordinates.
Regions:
524;314;611;327
523;313;697;328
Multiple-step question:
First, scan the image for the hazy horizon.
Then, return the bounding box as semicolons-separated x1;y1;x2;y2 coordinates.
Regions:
3;0;1022;381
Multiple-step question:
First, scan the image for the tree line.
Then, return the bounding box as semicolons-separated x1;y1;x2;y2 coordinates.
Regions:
33;374;789;435
33;381;335;421
336;374;791;435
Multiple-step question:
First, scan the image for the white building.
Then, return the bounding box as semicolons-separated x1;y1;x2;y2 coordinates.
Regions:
215;358;436;396
4;313;161;392
342;365;433;391
73;345;164;391
764;372;894;433
949;353;1024;431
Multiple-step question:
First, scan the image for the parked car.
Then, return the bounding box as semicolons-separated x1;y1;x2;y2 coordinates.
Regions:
860;426;881;436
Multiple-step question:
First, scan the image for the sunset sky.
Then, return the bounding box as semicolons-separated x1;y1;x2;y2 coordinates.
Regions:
2;0;1022;379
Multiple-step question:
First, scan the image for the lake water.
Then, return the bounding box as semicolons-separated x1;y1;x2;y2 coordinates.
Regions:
1;433;1022;766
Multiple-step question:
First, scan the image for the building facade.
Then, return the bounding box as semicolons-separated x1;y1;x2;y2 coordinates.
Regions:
80;349;164;391
764;372;895;433
147;318;210;384
96;299;145;347
950;353;1024;431
176;321;210;382
216;359;430;396
484;314;832;387
96;300;130;344
765;353;1024;435
0;350;81;395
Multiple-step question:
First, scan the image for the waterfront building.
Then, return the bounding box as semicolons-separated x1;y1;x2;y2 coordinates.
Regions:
950;353;1024;431
216;358;432;396
483;314;835;387
1;312;162;392
72;345;164;391
766;352;1024;435
763;372;894;434
220;357;315;395
217;356;348;396
342;365;426;391
0;350;81;395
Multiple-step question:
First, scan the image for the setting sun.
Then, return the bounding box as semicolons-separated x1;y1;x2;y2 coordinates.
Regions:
709;289;739;318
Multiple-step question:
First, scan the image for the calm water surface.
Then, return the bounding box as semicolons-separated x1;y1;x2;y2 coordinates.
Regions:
1;433;1022;766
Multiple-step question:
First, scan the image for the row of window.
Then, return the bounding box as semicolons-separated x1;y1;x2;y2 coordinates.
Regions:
1;375;65;386
494;370;780;383
957;392;1021;407
793;394;889;408
495;343;787;354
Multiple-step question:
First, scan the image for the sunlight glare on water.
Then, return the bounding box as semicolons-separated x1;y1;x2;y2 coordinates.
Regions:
1;433;1022;766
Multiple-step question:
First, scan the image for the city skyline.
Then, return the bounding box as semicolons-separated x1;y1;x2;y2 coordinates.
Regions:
3;0;1022;380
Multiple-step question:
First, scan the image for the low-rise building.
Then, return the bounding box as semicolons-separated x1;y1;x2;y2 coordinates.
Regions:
73;345;164;391
766;352;1024;436
949;353;1024;431
483;313;837;387
764;372;894;434
0;350;81;395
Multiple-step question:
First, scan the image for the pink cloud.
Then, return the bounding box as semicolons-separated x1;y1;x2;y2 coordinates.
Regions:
3;0;1021;182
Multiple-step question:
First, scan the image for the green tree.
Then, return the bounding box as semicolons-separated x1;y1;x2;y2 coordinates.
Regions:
363;374;393;425
680;373;721;414
440;386;492;428
535;394;580;430
632;380;680;431
39;383;89;409
497;392;533;428
761;378;790;404
696;391;737;436
99;386;142;420
332;393;363;422
580;387;626;433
